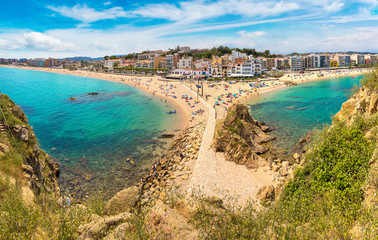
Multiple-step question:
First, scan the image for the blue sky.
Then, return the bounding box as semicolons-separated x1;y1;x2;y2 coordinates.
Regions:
1;0;378;58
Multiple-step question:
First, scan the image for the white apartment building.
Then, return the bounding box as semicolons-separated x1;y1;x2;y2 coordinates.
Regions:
351;54;365;65
290;56;302;71
177;57;193;69
231;50;247;59
230;60;255;77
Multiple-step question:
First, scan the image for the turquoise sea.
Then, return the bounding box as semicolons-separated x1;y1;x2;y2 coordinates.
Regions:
246;75;364;151
0;67;182;196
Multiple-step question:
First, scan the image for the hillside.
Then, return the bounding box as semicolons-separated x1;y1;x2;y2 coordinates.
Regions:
0;94;94;239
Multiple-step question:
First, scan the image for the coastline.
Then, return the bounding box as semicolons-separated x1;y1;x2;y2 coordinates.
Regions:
0;65;208;131
238;69;370;105
280;69;370;83
1;64;372;205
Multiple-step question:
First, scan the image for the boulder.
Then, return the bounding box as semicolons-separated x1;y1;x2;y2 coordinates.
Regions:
22;164;33;175
104;186;140;216
151;200;198;240
13;124;29;141
257;185;275;204
103;222;131;240
78;212;133;240
0;143;10;153
261;125;270;132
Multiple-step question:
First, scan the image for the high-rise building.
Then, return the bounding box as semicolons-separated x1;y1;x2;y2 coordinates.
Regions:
319;55;330;68
290;56;302;71
166;53;179;70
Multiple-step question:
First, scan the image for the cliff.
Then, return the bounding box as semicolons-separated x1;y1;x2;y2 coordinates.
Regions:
0;94;60;197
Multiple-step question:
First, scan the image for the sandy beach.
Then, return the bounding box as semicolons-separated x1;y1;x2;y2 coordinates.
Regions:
1;65;373;205
280;68;370;83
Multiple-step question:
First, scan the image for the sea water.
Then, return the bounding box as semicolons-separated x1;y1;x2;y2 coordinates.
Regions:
245;75;364;151
0;67;183;196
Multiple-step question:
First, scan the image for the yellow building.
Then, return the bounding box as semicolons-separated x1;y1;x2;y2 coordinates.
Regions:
153;56;166;68
330;60;338;67
212;56;222;65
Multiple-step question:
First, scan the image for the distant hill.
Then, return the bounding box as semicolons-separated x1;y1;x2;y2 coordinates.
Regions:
61;56;104;61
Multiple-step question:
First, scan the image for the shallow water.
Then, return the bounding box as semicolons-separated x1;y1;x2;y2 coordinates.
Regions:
245;75;364;151
0;67;182;197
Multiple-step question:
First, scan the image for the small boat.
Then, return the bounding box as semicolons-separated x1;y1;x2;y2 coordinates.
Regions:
167;110;176;114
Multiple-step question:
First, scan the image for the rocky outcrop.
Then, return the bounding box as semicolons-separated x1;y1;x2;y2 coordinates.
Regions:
151;200;198;240
213;104;275;169
0;93;60;197
78;212;134;240
13;124;31;141
335;86;378;124
257;185;276;205
104;186;140;216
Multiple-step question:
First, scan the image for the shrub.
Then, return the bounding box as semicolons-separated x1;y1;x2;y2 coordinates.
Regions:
362;64;378;90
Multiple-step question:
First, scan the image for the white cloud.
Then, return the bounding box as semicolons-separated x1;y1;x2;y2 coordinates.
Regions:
47;4;127;23
323;1;344;11
132;0;300;22
0;39;22;50
355;0;378;6
23;32;79;51
103;2;112;6
238;30;266;38
265;27;378;53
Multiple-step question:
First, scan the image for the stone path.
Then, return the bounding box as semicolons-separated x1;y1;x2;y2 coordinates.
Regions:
183;85;265;206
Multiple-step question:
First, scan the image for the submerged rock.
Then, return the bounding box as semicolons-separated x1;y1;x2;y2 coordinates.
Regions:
87;92;101;95
159;133;175;138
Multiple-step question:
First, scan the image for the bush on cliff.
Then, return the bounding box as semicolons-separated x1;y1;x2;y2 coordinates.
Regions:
362;64;378;90
191;115;377;239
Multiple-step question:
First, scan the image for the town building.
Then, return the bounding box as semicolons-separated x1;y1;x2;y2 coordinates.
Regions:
290;56;302;71
166;53;179;70
177;57;193;69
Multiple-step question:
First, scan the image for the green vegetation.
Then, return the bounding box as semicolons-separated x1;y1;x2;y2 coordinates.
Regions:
0;183;92;240
362;64;378;90
191;116;377;239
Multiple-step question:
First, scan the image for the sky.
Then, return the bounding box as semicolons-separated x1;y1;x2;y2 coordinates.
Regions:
1;0;378;58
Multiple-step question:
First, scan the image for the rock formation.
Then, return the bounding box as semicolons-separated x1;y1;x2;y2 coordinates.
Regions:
335;85;378;124
213;104;275;169
0;94;60;197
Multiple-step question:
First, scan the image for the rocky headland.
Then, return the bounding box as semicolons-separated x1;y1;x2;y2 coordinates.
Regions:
0;94;60;198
